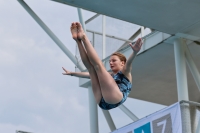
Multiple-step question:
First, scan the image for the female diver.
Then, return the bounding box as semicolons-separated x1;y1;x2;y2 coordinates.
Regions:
62;22;143;110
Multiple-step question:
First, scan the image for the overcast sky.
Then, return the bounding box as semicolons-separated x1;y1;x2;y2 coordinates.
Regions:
0;0;166;133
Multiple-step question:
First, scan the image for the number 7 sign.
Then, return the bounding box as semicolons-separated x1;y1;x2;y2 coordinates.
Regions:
152;114;172;133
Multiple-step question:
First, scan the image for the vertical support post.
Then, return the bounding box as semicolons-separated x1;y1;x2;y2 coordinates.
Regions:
190;105;197;133
174;38;191;133
88;86;99;133
102;15;106;60
77;8;86;32
174;38;189;100
92;32;95;47
77;9;99;133
141;26;145;50
141;26;144;38
119;104;139;121
102;110;116;131
17;0;85;71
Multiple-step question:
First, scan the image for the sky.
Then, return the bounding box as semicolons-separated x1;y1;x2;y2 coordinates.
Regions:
0;0;166;133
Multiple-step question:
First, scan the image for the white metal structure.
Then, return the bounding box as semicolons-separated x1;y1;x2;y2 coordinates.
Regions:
18;0;200;133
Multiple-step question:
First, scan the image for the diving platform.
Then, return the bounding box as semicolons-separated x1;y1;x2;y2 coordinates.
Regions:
52;0;200;37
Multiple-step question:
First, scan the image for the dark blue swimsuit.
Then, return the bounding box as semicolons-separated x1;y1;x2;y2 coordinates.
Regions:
99;71;132;110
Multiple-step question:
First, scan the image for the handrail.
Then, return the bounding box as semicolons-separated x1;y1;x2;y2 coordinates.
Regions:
180;100;200;107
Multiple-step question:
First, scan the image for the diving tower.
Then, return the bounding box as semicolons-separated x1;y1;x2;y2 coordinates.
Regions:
51;0;200;106
17;0;200;133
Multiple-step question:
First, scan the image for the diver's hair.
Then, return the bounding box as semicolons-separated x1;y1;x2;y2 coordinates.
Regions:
111;52;127;63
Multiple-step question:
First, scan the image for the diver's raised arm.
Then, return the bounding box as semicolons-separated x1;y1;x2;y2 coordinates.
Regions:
123;38;143;74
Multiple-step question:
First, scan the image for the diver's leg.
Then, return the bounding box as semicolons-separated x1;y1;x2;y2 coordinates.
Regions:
76;22;123;104
71;22;102;103
76;22;103;67
76;39;102;103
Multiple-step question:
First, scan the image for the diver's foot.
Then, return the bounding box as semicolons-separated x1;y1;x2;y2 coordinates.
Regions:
70;22;78;40
76;22;86;40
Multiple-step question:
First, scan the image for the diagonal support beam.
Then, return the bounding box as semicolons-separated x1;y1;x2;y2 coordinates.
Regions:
184;44;200;91
119;104;139;121
102;110;116;131
85;14;100;24
17;0;85;71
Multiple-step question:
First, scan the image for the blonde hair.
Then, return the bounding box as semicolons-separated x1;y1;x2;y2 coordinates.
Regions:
111;52;126;63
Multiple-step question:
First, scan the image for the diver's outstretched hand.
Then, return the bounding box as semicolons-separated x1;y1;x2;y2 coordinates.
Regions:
62;67;71;75
129;38;143;53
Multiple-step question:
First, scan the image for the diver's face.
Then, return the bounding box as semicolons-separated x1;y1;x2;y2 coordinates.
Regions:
109;55;124;72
